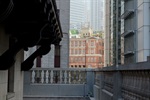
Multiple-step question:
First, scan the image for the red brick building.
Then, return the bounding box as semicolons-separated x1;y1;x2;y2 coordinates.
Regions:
69;37;104;68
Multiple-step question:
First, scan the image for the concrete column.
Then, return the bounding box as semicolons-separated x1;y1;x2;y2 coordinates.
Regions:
99;72;104;100
0;26;9;100
86;69;95;97
113;71;122;100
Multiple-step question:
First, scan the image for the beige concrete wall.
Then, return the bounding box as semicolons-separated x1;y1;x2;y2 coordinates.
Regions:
13;50;24;100
0;26;24;100
104;0;111;67
0;26;9;100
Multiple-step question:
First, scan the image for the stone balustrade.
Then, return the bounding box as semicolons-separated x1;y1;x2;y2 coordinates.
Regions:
24;68;94;98
30;68;87;84
24;62;150;100
94;62;150;100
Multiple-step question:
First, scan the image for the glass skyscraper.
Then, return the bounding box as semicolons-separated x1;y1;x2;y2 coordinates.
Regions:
70;0;85;30
90;0;104;32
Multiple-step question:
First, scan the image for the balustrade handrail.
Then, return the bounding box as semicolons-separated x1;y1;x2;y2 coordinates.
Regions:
94;61;150;72
30;67;93;84
94;61;150;100
31;68;96;72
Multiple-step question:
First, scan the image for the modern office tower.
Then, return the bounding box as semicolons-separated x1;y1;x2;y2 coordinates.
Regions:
90;0;104;32
70;0;85;30
104;0;121;66
121;0;150;64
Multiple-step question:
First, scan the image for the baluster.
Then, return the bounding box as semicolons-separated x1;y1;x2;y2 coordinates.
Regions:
84;71;86;83
145;71;149;93
44;70;47;83
46;70;49;83
31;70;35;83
62;70;65;84
78;71;81;83
148;72;150;96
36;70;41;83
50;70;53;83
141;71;145;92
74;70;76;84
76;71;79;84
70;71;72;84
57;70;60;83
73;71;75;84
48;70;51;83
64;70;67;84
41;70;44;83
69;71;71;84
72;71;75;84
54;71;57;83
134;71;138;90
34;70;37;83
53;70;56;83
143;72;147;92
80;71;83;84
60;70;62;84
66;71;69;84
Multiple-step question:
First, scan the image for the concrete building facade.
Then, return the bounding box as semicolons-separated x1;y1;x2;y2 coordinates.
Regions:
104;0;122;66
105;0;150;65
122;0;150;64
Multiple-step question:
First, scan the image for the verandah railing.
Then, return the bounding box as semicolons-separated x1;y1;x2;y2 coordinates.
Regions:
30;68;87;84
94;62;150;100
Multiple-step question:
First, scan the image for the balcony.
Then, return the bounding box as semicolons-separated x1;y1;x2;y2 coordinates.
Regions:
121;9;134;19
24;62;150;100
24;68;92;100
121;30;134;38
124;50;134;56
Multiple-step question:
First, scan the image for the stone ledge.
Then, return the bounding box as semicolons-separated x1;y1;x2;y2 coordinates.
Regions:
6;92;15;100
89;97;95;100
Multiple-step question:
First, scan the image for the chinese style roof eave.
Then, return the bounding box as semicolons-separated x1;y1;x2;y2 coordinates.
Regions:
0;0;63;70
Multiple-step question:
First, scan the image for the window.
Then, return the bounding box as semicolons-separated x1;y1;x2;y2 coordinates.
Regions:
79;49;81;54
82;57;85;62
79;41;81;46
71;41;73;47
91;49;94;54
75;49;77;54
75;41;77;46
91;57;94;62
54;45;61;68
91;41;94;46
82;49;85;54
